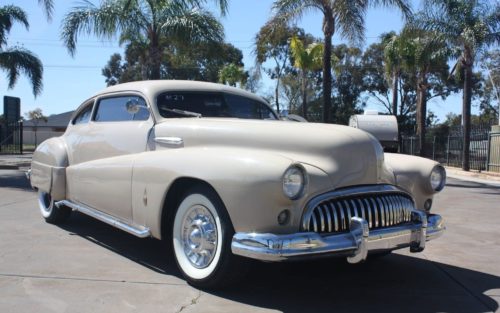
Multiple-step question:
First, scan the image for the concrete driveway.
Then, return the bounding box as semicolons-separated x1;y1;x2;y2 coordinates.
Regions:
1;169;499;313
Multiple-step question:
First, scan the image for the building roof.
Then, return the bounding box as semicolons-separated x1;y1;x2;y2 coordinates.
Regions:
24;110;74;128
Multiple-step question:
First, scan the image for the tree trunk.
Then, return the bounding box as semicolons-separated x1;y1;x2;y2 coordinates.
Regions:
149;31;161;80
462;49;473;171
322;9;334;124
275;79;280;114
416;74;428;157
391;70;399;115
302;71;308;119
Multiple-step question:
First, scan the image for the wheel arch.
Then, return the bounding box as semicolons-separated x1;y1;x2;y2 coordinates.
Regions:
159;177;233;241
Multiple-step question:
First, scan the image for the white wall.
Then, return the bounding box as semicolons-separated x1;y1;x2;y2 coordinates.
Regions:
23;130;64;145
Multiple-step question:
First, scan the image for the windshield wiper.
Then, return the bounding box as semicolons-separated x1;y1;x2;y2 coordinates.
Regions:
160;107;202;118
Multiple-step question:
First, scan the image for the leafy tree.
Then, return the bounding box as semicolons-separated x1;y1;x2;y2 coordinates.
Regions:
289;35;323;118
254;20;302;113
102;53;123;86
218;63;247;87
480;49;500;122
361;33;416;124
272;0;412;123
25;108;47;147
401;28;451;156
245;67;262;93
62;0;227;79
165;41;243;82
102;40;244;84
417;0;500;170
331;44;365;124
0;5;43;96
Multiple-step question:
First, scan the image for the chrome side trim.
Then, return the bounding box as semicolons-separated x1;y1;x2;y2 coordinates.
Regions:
231;213;444;262
56;200;151;238
154;136;184;147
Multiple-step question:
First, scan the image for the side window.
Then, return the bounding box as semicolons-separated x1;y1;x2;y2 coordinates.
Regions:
224;94;277;120
73;102;94;125
94;96;149;122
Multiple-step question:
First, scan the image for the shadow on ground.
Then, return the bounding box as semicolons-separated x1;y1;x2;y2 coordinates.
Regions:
0;170;32;191
60;212;500;313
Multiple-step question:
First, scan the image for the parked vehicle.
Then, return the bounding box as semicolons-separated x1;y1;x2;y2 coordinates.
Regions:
28;81;445;288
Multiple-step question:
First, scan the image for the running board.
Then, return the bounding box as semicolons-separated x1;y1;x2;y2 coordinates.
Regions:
55;200;151;238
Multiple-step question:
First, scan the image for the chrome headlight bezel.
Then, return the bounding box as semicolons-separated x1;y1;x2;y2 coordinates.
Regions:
282;165;307;200
430;165;446;192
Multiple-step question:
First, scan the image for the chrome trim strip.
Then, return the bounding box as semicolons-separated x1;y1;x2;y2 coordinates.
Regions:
56;200;151;238
154;136;184;147
232;213;444;262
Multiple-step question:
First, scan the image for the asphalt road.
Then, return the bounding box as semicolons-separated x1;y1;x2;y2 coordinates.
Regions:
1;169;499;313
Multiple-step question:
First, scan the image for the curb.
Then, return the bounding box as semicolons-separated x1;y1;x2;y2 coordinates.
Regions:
444;166;500;183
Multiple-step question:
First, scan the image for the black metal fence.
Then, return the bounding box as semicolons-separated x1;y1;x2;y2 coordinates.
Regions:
0;121;23;154
401;125;493;171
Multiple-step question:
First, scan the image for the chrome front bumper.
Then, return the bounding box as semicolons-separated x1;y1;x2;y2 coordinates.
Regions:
231;212;444;263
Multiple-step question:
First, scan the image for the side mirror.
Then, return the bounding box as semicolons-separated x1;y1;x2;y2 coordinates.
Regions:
126;98;140;114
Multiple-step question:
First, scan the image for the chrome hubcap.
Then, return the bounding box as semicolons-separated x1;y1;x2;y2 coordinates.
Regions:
181;205;218;269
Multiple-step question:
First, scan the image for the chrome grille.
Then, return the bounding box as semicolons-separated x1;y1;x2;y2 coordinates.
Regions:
301;188;415;234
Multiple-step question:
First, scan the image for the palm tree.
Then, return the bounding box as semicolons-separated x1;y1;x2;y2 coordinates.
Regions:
404;29;449;157
0;5;43;96
272;0;412;123
289;35;323;119
61;0;227;80
417;0;500;170
383;31;406;116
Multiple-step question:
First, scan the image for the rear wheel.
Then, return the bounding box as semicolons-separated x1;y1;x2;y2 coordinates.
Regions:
38;191;71;224
171;185;246;289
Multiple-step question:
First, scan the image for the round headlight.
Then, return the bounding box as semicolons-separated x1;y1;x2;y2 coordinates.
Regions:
282;165;306;199
430;166;446;192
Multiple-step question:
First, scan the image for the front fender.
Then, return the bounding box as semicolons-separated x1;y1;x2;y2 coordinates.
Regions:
131;147;332;238
384;153;441;210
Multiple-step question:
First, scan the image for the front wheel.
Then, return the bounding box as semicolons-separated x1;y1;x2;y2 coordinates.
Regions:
171;185;246;289
38;191;71;224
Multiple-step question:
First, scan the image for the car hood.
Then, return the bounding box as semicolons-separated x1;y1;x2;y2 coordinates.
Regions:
153;118;384;188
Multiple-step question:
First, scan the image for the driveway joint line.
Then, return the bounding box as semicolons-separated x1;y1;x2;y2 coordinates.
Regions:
0;272;187;287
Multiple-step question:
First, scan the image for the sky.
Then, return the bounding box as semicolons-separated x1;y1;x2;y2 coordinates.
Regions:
0;0;475;122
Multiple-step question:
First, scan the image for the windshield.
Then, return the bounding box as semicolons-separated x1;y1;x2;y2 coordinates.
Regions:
157;92;277;120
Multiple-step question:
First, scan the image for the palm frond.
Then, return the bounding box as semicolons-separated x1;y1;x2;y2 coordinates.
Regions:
60;0;126;56
334;0;366;44
38;0;54;21
0;5;29;46
372;0;412;20
272;0;322;23
160;8;224;43
0;47;43;96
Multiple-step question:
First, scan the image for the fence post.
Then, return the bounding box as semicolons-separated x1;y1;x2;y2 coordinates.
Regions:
487;132;491;172
410;137;413;155
19;121;23;155
446;136;450;166
432;136;436;160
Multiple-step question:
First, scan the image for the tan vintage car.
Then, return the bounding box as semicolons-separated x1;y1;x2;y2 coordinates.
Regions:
28;80;445;288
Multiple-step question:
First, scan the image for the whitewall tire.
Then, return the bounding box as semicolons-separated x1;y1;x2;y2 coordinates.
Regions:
38;191;71;224
171;185;246;288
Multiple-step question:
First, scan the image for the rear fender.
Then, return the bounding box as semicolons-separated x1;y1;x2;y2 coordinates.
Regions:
30;137;68;200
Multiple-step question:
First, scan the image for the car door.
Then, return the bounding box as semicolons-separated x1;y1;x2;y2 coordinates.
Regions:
66;93;153;221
